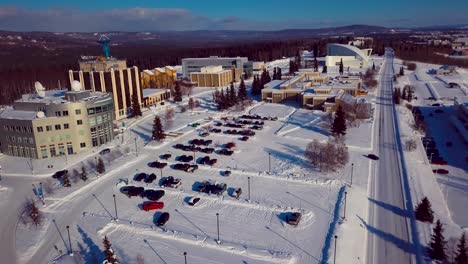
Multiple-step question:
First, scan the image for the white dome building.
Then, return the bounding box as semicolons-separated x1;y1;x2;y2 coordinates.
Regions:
325;43;372;68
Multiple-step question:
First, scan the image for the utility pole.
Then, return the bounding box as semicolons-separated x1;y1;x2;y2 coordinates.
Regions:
121;128;124;144
134;138;138;157
216;213;220;244
343;191;347;219
66;225;72;254
247;177;251;201
350;163;354;186
334;235;338;264
160;168;163;178
268;152;271;173
113;194;118;220
184;252;187;264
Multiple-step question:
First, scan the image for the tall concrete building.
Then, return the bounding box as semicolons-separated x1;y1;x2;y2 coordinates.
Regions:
182;56;248;78
68;56;143;120
0;83;114;159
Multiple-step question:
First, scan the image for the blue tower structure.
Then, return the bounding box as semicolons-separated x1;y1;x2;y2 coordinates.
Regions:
97;35;111;59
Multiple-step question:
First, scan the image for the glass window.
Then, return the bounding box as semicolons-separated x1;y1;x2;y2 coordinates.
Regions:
67;144;73;155
92;138;98;147
91;127;97;132
41;147;48;158
23;137;28;143
46;125;52;131
77;120;83;125
11;136;16;142
29;137;34;144
64;123;69;129
88;108;95;115
17;137;22;143
75;109;81;115
55;111;61;117
55;124;61;130
37;126;43;132
95;106;102;113
62;111;69;116
89;117;96;126
80;142;86;148
49;146;56;157
96;115;103;124
58;145;65;156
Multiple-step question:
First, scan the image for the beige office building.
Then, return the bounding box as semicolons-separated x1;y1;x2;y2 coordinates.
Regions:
190;65;241;87
0;88;114;159
68;57;143;120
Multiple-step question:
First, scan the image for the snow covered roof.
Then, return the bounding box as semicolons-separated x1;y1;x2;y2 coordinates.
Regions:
142;88;169;98
264;80;285;89
143;69;154;75
0;108;38;120
165;65;175;71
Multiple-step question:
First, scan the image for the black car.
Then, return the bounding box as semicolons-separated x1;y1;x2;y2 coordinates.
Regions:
367;154;379;160
149;161;168;169
145;173;157;183
121;186;145;197
52;169;68;179
199;156;210;165
174;163;190;172
212;183;227;196
99;148;111;155
196;181;210;192
144;190;165;201
200;148;214;154
156;212;170;226
219;149;234;156
223;170;231;176
161;176;182;188
178;155;194;162
160;154;172;160
174;144;184;149
134;173;147;181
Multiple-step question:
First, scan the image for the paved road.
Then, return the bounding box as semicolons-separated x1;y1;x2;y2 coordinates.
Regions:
366;49;413;263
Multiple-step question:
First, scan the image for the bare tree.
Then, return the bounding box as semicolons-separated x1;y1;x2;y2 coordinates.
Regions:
70;168;80;183
24;199;42;227
405;138;417;151
163;108;175;128
188;97;195;112
305;138;349;172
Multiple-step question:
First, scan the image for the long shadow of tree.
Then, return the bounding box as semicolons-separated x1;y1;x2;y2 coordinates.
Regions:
76;225;103;264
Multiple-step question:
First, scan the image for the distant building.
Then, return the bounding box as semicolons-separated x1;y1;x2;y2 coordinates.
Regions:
244;61;265;76
325;43;372;68
143;89;171;107
182;56;248;78
190;65;241;87
429;65;457;75
0;83;114;159
68;57;143;120
141;66;177;89
452;96;468;143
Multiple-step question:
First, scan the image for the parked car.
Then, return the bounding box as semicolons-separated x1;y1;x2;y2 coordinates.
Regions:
149;161;168;169
240;136;249;141
433;169;449;174
187;165;198;173
223;170;231;176
200;132;210;137
199;156;210;165
121;186;145;197
207;159;217;166
161;176;182;188
144;173;157;184
144;190;165;201
174;163;191;172
226;142;236;149
219;149;234;156
210;128;222;133
251;125;263;130
174;144;184;149
367;154;379;160
187;197;201;206
212;183;227;196
156;212;170;226
134;173;147;181
99;148;111;155
200;148;214;154
196;181;210;192
233;188;242;199
178;155;194;162
142;201;164;211
160;154;172;160
286;212;302;226
52;170;68;179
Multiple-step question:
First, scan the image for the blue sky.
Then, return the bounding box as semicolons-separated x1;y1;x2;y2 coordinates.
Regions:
0;0;467;31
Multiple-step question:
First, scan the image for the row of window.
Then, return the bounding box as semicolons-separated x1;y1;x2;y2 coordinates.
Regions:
39;142;77;158
37;121;82;133
54;109;82;117
87;104;113;115
6;145;37;159
3;125;33;133
5;136;34;144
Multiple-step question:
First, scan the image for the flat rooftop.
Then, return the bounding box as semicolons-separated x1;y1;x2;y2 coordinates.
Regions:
143;88;170;97
0;108;37;120
16;89;109;104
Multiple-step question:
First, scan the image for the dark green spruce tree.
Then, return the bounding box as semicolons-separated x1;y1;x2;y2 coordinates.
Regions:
414;196;434;223
173;81;182;102
229;82;237;106
237;78;248;101
131;93;142;117
455;233;467;264
331;105;347;137
428;220;447;261
97;158;106;174
339;58;344;75
152;116;165;141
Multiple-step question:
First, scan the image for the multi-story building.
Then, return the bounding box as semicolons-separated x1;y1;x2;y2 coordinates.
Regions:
190;65;241;87
141;66;177;89
182;56;248;78
326;43;372;68
68;57;143;120
0;83;114;159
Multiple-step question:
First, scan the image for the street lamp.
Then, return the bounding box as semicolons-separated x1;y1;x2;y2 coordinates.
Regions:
134;138;138;157
268;152;271;173
184;252;187;264
247;177;251;201
343;191;348;219
350;163;354;186
334;235;338;264
216;213;220;244
113;194;118;220
66;225;72;254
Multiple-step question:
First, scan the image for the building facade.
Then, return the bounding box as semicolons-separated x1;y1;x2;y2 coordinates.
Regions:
143;89;172;107
190;65;241;87
182;56;248;78
326;43;372;68
68;58;143;120
0;89;114;159
141;66;177;89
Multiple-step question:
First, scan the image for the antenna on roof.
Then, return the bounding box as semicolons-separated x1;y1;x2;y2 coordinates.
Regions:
34;81;46;98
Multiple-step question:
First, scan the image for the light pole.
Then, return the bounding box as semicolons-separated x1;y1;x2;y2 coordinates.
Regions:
216;213;220;244
334;235;338;264
350;163;354;186
160;168;163;178
268;152;271;173
66;225;72;254
247;177;251;201
30;158;34;175
134;138;138;157
343;191;347;219
184;252;187;264
113;194;118;220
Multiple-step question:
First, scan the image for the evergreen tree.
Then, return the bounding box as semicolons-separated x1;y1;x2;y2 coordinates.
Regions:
455;233;467;264
152;116;165;141
322;65;328;73
289;60;296;75
218;88;226;110
266;70;271;83
277;67;282;80
400;66;405;76
331;105;347;137
238;78;247;101
339;58;344;75
229;82;237;105
251;75;260;96
173;81;182;102
103;236;119;264
97;158;106;174
313;44;319;59
414;197;434;223
273;68;277;80
80;166;88;181
62;172;71;187
314;58;319;72
131;93;142;117
428;220;447;261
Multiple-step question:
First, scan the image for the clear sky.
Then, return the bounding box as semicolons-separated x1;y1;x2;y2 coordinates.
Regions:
0;0;467;31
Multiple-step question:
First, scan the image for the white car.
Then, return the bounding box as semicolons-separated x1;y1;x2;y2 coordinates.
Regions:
187;197;201;206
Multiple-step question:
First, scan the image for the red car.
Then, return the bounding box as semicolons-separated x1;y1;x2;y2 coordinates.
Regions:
142;201;165;211
226;142;236;149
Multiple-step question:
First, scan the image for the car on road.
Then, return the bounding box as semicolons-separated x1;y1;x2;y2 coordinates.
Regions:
142;201;164;211
143;190;165;201
144;173;157;184
134;173;147;181
160;176;182;188
367;154;379;160
156;212;170;226
160;154;172;160
149;161;168;169
433;169;449;174
99;148;111;155
187;197;200;206
52;170;68;179
286;212;302;226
